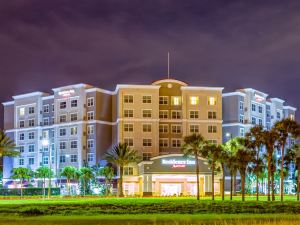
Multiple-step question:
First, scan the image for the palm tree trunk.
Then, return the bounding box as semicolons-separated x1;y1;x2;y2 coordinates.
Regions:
256;174;259;201
222;163;225;201
233;170;237;196
297;172;300;201
267;153;271;201
43;178;46;198
67;178;70;195
211;161;215;201
280;144;285;202
241;171;245;201
195;155;200;200
20;179;23;198
105;180;109;196
83;179;86;196
271;172;275;201
230;172;233;201
119;166;124;197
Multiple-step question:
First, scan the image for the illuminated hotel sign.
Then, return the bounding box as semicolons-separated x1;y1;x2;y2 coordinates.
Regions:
254;94;264;102
58;89;75;97
161;159;196;168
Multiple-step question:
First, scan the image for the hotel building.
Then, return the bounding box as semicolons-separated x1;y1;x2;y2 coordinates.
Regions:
2;79;223;196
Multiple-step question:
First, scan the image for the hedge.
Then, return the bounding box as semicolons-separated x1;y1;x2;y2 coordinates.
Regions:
0;188;60;196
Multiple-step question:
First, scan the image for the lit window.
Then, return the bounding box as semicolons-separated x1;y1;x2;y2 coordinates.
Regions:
142;96;151;103
159;96;168;105
159;124;168;133
190;96;199;105
124;109;133;118
143;124;151;132
124;123;134;132
124;138;133;147
159;139;169;148
171;96;181;105
290;114;295;120
208;97;217;106
87;111;94;120
142;110;152;118
143;138;152;147
42;130;49;139
19;107;25;116
123;167;133;175
190;125;199;133
124;95;133;103
70;113;78;121
171;125;181;134
159;110;168;119
171;111;181;119
87;97;94;107
71;127;77;135
70;155;77;163
189;111;199;119
208;111;217;119
87;125;94;135
208;125;217;133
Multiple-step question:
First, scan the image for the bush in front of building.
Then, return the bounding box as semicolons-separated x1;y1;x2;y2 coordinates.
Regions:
0;187;60;196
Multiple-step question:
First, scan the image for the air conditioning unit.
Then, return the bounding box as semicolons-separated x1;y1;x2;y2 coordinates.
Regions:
244;107;248;112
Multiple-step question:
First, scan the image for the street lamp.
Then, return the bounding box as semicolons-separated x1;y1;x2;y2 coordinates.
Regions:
42;139;51;199
226;132;232;140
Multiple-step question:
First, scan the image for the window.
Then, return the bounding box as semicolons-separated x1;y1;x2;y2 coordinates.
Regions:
28;157;34;165
29;106;35;114
208;97;217;105
87;153;94;162
159;110;168;119
277;111;281;119
19;120;25;128
42;130;49;139
71;99;78;108
43;117;49;126
258;106;263;113
290;114;295;120
68;127;76;136
159;96;168;105
189;111;199;119
208;111;217;119
29;119;35;127
172;139;181;148
159;124;168;133
60;115;67;123
124;138;134;147
171;96;181;105
258;119;263;126
208;140;217;144
171;125;181;134
60;141;66;150
19;133;25;141
239;115;244;123
51;117;55;124
52;104;55;112
240;128;245;137
28;145;35;152
143;138;152;147
87;125;94;135
87;111;94;120
159;139;169;148
208;125;217;133
143;124;151;132
124;95;133;103
19;146;25;153
190;125;199;133
190;96;199;105
143;153;152;161
59;128;66;136
43;156;49;165
239;101;244;110
70;140;78;149
43;145;49;152
28;132;35;140
87;97;94;107
142;96;151;103
43;105;49;113
70;155;77;163
19;158;24;166
251;117;256;125
252;104;256;112
123;167;134;175
171;111;181;119
19;107;25;116
87;139;94;149
70;113;78;121
124;123;133;132
60;101;66;109
142;110;152;118
124;109;133;118
60;155;66;163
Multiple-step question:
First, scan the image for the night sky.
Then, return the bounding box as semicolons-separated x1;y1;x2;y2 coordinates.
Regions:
1;0;300;128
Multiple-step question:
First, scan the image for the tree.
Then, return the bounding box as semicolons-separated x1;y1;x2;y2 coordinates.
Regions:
80;167;94;196
274;118;300;202
262;129;279;201
182;134;208;200
218;146;229;201
97;166;115;196
105;143;139;197
206;144;224;200
35;166;53;198
247;157;265;200
11;168;32;197
60;166;77;195
0;130;19;157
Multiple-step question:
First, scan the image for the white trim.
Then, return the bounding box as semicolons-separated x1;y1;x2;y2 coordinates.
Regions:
152;79;187;86
115;85;160;93
270;98;285;104
222;123;251;127
241;88;268;98
13;92;47;100
85;88;114;95
181;86;224;91
222;92;246;97
52;83;92;92
42;95;54;100
2;101;14;106
283;106;297;111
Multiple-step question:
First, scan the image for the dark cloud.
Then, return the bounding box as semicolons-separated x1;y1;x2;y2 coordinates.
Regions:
1;0;300;127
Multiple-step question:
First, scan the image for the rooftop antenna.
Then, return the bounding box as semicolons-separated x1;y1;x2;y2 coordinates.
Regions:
167;51;170;79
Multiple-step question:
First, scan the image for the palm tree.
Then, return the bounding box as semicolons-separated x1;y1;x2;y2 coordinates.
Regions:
0;130;19;157
11;167;32;197
105;143;139;197
181;134;208;200
235;137;255;201
80;167;94;196
246;125;264;201
218;146;229;201
60;166;77;195
262;128;279;201
248;157;265;201
97;166;115;196
35;166;53;198
206;144;224;200
274;118;300;202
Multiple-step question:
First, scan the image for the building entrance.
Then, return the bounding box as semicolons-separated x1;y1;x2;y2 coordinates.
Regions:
160;183;181;196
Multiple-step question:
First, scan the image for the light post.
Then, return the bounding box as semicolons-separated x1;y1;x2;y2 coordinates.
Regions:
42;139;51;199
226;132;232;141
